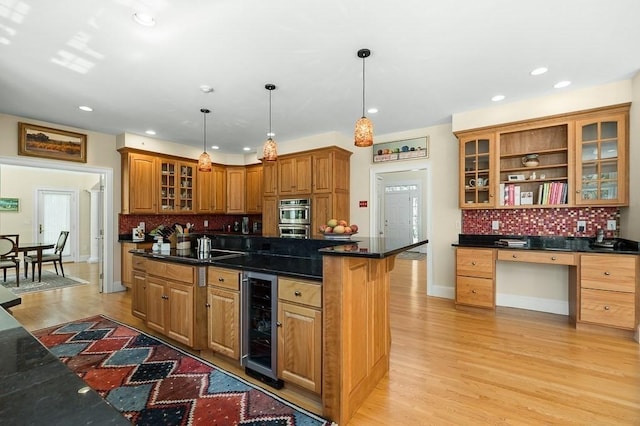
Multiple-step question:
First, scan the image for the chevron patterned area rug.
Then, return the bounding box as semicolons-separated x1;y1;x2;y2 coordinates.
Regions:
33;315;334;426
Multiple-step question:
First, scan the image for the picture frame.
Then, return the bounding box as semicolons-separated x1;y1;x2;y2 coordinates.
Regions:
373;136;429;163
0;198;19;212
18;122;87;163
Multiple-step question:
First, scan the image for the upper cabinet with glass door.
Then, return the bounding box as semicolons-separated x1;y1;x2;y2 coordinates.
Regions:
459;134;494;207
575;109;628;206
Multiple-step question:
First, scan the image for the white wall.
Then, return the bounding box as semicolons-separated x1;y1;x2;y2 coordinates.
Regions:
621;71;640;239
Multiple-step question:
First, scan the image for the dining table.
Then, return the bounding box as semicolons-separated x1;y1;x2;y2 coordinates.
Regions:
18;242;55;282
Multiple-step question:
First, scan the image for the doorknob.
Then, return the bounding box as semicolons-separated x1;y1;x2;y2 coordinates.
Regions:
39;224;43;234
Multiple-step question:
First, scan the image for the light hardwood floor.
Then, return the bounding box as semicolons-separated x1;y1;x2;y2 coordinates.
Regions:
9;260;640;425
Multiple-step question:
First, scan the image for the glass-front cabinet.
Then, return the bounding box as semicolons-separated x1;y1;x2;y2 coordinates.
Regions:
575;113;627;206
160;160;196;212
459;134;494;207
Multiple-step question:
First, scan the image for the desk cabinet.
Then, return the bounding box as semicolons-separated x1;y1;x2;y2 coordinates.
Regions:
206;267;241;360
578;254;637;330
455;248;496;308
131;256;148;320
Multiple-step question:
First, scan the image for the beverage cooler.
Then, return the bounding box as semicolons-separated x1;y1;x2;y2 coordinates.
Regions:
241;271;283;388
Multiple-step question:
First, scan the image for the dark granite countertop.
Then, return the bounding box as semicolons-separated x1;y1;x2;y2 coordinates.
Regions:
453;234;639;255
0;309;129;425
131;235;428;280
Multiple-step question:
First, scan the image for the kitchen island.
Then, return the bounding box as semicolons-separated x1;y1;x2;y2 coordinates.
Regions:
129;234;427;424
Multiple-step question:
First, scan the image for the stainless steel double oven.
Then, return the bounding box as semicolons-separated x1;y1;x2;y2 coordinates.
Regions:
278;198;311;238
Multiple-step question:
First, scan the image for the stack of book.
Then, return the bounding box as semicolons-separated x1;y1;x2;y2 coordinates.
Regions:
537;182;568;205
495;238;528;247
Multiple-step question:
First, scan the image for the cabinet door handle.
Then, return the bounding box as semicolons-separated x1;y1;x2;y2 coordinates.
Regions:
205;303;210;308
471;289;477;294
294;290;302;296
276;321;282;327
551;256;557;261
604;305;610;311
604;271;611;276
471;261;476;266
512;254;517;258
162;295;169;300
218;277;225;282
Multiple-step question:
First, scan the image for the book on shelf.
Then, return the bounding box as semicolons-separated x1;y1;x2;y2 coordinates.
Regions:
520;191;534;205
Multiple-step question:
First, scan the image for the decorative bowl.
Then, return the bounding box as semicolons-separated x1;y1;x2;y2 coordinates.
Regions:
522;154;540;167
323;232;357;240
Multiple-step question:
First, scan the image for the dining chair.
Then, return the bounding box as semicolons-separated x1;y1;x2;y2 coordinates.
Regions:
24;231;69;279
0;234;20;287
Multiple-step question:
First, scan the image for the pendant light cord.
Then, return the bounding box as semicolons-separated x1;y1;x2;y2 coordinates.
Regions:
362;55;366;118
269;89;272;136
203;112;207;151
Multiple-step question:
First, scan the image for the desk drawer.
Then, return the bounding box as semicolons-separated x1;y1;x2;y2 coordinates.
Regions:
278;277;322;308
456;248;495;278
580;254;637;292
132;256;146;271
580;288;635;329
148;260;195;284
498;250;577;266
456;276;494;308
207;267;240;291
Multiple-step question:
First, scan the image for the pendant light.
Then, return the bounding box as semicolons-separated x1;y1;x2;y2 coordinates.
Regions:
354;48;373;147
198;108;212;172
263;84;278;161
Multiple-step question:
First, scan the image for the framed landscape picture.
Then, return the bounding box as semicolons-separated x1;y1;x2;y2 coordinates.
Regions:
18;122;87;163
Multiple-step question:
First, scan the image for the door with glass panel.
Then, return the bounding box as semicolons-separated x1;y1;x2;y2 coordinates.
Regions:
36;189;76;260
459;134;494;207
575;113;628;206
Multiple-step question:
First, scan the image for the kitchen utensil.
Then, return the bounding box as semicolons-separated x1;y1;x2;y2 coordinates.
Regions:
197;236;211;255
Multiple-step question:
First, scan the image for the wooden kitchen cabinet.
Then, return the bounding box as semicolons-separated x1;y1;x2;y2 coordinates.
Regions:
131;256;148;320
575;110;629;206
197;163;226;214
144;259;207;349
226;166;246;213
312;148;350;194
206;267;241;360
311;192;349;238
455;247;496;308
262;196;278;237
455;103;630;210
458;133;495;208
121;241;153;288
278;154;312;196
121;151;158;214
263;160;278;196
159;160;196;213
277;277;322;394
246;164;263;214
578;254;637;330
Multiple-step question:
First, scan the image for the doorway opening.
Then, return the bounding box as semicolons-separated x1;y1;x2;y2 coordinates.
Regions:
0;156;114;293
371;163;433;295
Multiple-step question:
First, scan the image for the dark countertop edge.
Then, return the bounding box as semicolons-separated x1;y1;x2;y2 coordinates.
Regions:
452;234;639;255
211;260;322;282
319;240;428;258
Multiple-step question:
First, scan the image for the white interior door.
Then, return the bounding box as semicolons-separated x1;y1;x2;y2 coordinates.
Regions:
384;191;414;242
36;189;77;260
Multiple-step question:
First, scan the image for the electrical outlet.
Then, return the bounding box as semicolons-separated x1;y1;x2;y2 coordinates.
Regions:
577;220;586;232
139;222;145;231
204;220;209;228
492;220;500;230
607;220;617;231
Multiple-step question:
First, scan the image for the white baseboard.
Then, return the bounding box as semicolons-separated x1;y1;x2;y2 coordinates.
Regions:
429;283;455;299
496;293;568;315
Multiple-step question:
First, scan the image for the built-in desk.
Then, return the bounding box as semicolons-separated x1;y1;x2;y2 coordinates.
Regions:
454;235;639;341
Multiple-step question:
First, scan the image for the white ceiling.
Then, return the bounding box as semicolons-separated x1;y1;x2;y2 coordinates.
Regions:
1;0;639;155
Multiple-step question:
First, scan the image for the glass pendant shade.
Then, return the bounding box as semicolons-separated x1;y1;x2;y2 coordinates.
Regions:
263;84;278;161
263;137;278;161
198;108;212;172
198;151;212;172
354;116;374;147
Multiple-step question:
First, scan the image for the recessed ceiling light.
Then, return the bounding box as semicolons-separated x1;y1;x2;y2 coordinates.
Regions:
367;107;378;114
145;130;156;135
211;145;220;150
133;13;155;27
78;105;93;112
491;95;505;102
200;85;214;93
243;147;251;152
530;67;548;76
554;80;571;89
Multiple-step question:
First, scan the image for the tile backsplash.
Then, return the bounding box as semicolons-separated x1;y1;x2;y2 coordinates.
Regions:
462;207;620;237
119;214;262;235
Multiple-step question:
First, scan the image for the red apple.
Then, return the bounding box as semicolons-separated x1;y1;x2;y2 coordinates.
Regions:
319;224;328;233
344;226;352;234
338;219;348;227
349;224;359;233
324;226;333;233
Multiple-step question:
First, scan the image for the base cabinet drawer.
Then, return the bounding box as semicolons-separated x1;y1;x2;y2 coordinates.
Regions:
580;288;635;329
580;254;637;292
456;248;495;279
456;276;494;308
